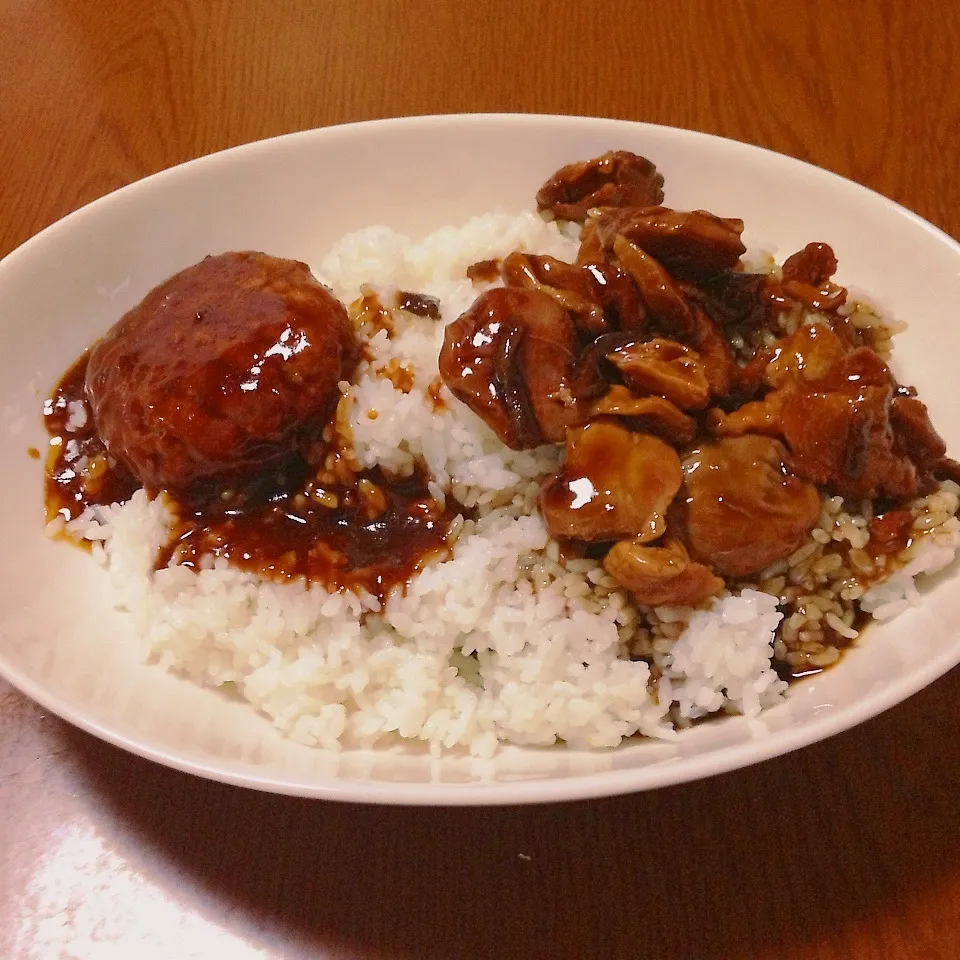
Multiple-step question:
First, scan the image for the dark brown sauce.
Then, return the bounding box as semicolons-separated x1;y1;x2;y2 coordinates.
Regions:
43;354;139;528
773;606;870;682
394;290;441;319
44;355;456;598
160;467;454;599
426;376;447;412
466;258;502;284
867;509;915;558
351;291;395;338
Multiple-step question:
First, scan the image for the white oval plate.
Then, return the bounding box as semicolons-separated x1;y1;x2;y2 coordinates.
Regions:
2;115;959;805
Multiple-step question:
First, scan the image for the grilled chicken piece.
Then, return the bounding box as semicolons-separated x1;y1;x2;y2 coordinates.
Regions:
606;338;710;410
589;386;698;446
536;151;665;222
781;349;918;499
697;270;772;329
781;242;839;286
678;435;821;577
591;207;746;279
576;223;648;331
687;306;736;396
541;420;682;542
611;236;695;335
438;287;581;449
501;251;607;336
890;395;947;468
603;538;724;607
780;242;847;312
764;323;848;388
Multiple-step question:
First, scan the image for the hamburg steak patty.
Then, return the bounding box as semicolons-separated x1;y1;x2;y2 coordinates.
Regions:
85;251;359;490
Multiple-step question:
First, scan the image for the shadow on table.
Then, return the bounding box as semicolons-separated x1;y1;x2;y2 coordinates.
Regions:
61;667;960;960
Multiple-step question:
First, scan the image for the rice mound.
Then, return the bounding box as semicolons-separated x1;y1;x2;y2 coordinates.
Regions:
62;211;960;757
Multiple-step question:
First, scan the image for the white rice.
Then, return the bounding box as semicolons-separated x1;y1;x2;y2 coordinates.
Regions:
659;590;786;720
860;491;960;620
63;213;959;757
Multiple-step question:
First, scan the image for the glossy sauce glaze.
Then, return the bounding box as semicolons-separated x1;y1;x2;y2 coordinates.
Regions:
540;420;682;543
43;354;139;528
158;466;454;599
465;258;502;284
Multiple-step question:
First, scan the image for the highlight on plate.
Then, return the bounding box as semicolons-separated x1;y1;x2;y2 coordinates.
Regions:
42;150;960;757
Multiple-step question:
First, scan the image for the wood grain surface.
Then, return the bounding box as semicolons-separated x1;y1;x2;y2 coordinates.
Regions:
3;1;960;957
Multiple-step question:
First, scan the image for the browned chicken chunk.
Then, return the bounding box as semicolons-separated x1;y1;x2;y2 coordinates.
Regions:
438;287;581;449
889;395;947;468
603;538;724;607
697;270;772;329
780;242;847;312
678;435;821;577
589;386;698;446
687;307;737;396
710;392;787;438
606;338;710;410
781;242;839;286
711;325;932;500
611;236;695;334
541;420;682;542
85;251;360;491
781;348;919;498
868;509;915;556
764;323;848;388
536;151;665;222
575;223;648;331
710;323;847;437
501;252;606;335
591;207;747;279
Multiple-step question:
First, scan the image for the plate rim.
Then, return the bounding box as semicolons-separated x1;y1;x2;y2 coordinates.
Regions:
2;112;959;806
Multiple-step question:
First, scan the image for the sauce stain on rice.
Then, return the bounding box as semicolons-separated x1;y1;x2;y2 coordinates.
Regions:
43;354;139;528
158;467;456;598
45;357;457;598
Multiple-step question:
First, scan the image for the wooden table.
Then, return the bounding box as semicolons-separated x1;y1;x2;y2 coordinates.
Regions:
3;2;959;957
